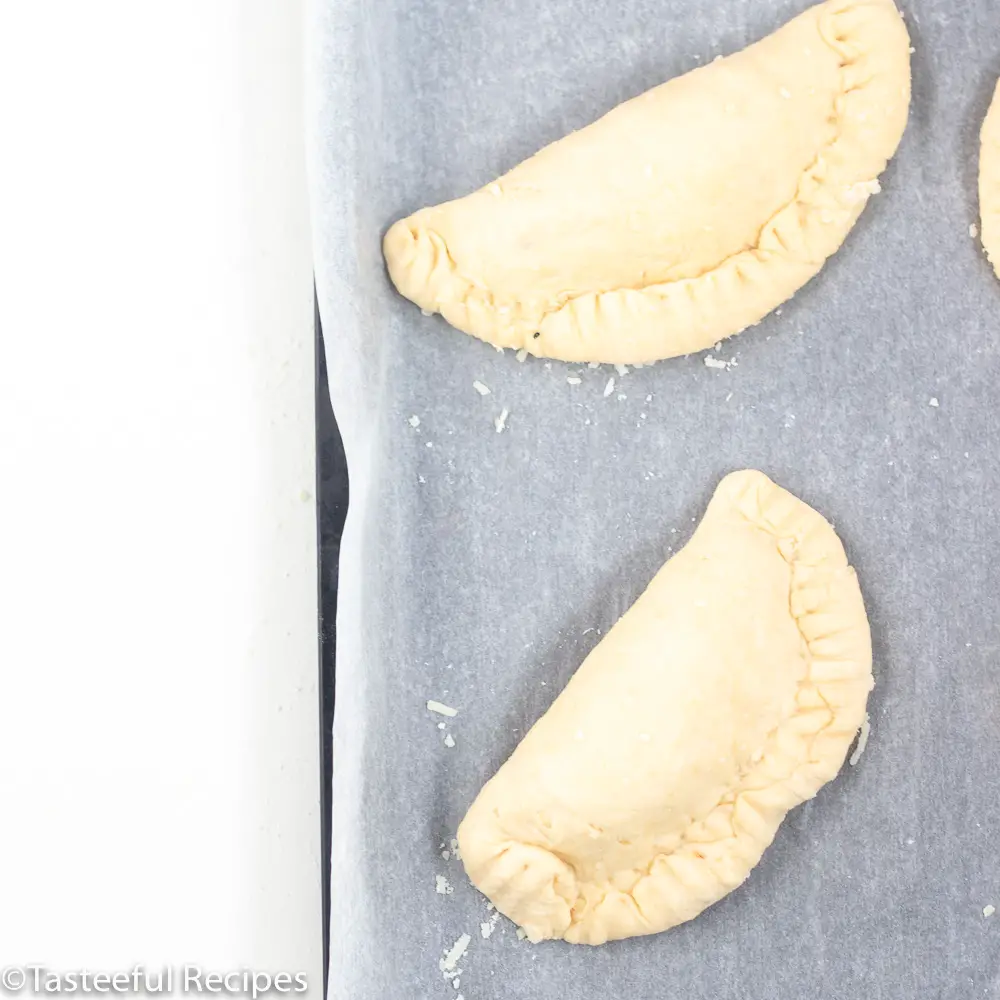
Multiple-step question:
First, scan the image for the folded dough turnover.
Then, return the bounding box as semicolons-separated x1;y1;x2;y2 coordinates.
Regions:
980;79;1000;277
457;471;873;945
384;0;911;364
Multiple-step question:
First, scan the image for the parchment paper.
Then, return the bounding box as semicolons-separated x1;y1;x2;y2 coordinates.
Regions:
306;2;1000;996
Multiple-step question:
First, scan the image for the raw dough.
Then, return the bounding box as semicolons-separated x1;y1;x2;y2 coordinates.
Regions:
980;79;1000;277
384;0;910;365
457;471;873;945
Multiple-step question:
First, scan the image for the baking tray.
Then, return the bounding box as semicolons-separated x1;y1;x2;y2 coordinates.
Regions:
316;291;348;998
307;1;1000;996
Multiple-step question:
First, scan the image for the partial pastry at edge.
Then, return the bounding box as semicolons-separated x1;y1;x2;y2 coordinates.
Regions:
457;470;873;945
384;0;911;365
980;78;1000;277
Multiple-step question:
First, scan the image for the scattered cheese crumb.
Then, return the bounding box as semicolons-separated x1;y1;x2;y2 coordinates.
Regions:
516;928;527;941
984;904;996;918
441;850;450;860
705;356;729;370
614;364;629;376
929;397;939;408
515;348;528;363
408;415;420;428
849;712;870;766
617;393;627;401
645;394;652;402
588;361;600;369
425;441;433;448
427;700;458;717
725;392;733;402
472;380;490;396
450;837;462;860
603;377;616;398
435;875;453;895
494;407;509;433
971;222;979;239
480;912;501;938
443;733;456;748
452;980;460;990
567;376;582;385
439;934;471;976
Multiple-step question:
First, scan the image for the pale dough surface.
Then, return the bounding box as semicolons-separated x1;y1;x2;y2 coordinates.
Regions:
980;79;1000;277
384;0;910;364
457;471;873;945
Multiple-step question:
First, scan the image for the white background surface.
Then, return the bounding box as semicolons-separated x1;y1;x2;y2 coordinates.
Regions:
0;1;321;986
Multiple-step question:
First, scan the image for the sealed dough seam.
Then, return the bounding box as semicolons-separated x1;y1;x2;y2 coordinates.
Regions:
547;474;871;943
394;0;905;362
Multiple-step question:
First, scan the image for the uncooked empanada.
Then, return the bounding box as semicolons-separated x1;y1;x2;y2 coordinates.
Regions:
457;471;872;945
384;0;911;365
980;79;1000;276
